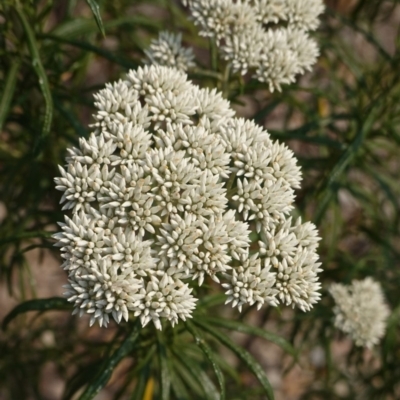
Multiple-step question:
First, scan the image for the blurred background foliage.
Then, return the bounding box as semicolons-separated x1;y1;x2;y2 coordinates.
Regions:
0;0;400;399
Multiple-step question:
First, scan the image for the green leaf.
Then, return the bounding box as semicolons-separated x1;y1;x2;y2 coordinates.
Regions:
54;97;88;139
85;0;105;37
197;293;227;309
41;34;138;69
172;348;220;400
209;351;240;383
271;132;344;149
170;367;190;400
203;317;297;359
52;18;96;38
172;355;205;398
130;366;151;400
186;321;225;400
0;230;54;246
332;10;393;64
63;361;104;400
79;321;141;400
0;59;21;133
157;330;171;400
314;103;381;224
51;16;160;39
15;5;53;155
194;320;275;400
2;297;71;330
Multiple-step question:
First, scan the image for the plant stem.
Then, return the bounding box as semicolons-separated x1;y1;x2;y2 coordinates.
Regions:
0;59;21;133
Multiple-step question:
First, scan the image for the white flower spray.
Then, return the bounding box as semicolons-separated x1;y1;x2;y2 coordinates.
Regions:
183;0;324;91
54;65;322;329
143;31;195;72
329;277;390;348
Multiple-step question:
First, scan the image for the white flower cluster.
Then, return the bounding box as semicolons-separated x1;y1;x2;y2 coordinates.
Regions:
143;31;195;72
54;65;322;329
329;278;390;348
183;0;324;91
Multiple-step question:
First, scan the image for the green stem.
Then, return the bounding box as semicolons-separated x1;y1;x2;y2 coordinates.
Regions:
79;321;141;400
0;59;21;133
191;68;223;81
225;171;237;191
226;188;238;198
15;2;53;155
210;39;218;72
222;63;231;98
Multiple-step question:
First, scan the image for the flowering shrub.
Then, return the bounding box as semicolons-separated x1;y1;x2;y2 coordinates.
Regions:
2;0;399;399
54;65;321;329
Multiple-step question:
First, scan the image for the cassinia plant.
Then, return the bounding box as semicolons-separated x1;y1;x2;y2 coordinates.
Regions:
46;2;324;397
3;0;397;398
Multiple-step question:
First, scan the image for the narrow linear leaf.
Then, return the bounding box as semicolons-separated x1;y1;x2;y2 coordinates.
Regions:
172;355;204;398
0;59;21;133
366;166;399;215
0;230;54;246
203;317;297;359
271;132;344;149
253;99;281;123
85;0;105;36
41;34;138;69
194;320;275;400
130;365;151;400
79;322;141;400
22;243;56;254
360;226;400;258
2;297;71;330
54;97;88;138
51;16;160;39
157;331;171;400
15;5;53;153
197;293;227;308
172;348;219;400
210;352;240;383
170;367;190;400
314;104;381;224
332;11;393;64
189;68;223;82
63;361;103;400
186;321;225;400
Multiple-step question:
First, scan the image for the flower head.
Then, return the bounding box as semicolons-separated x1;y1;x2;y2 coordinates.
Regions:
183;0;324;91
329;278;390;348
143;31;195;72
55;65;322;329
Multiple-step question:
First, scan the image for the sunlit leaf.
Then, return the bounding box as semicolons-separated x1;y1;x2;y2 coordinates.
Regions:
85;0;105;37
